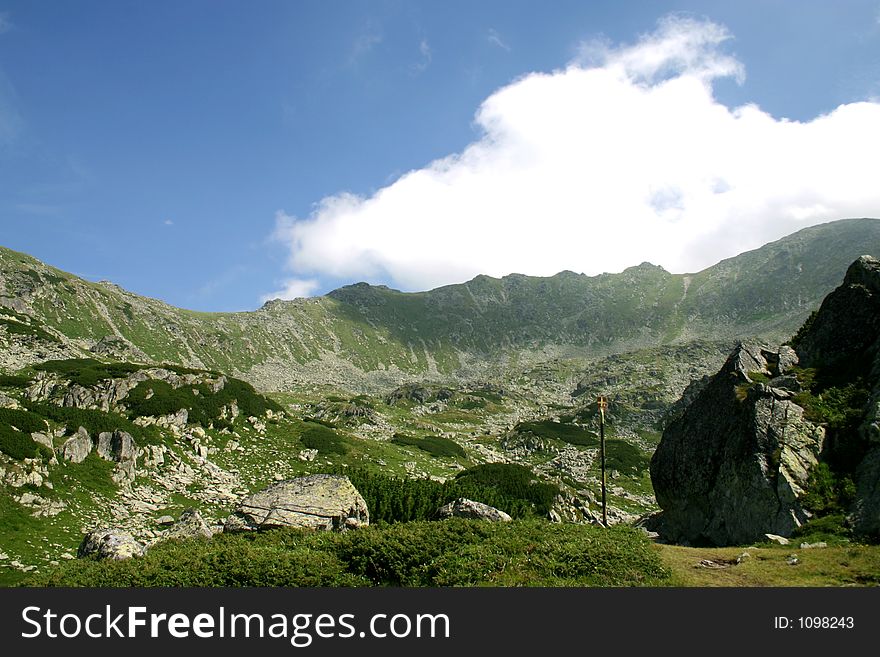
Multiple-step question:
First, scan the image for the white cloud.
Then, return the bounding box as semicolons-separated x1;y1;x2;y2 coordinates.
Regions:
163;219;174;226
0;13;11;34
349;23;382;66
261;277;321;302
271;15;880;294
487;28;510;52
411;38;432;75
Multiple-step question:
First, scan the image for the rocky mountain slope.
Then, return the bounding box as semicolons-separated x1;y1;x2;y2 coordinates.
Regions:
2;218;879;391
651;255;880;545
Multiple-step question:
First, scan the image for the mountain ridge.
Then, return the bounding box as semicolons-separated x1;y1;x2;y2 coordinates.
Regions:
2;218;880;392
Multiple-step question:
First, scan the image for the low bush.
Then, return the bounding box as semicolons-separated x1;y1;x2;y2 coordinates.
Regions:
391;433;466;458
0;425;43;460
300;423;349;454
33;359;142;387
515;419;597;446
0;374;30;388
24;401;161;445
26;519;670;587
0;407;47;434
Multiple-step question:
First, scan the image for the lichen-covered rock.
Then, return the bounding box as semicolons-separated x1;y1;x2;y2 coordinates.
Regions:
436;498;512;522
224;474;369;532
77;528;144;560
59;426;92;463
650;343;824;546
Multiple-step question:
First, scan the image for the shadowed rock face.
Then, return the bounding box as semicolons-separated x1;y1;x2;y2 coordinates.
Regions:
224;474;369;532
652;255;880;544
650;344;824;546
799;255;880;538
796;256;880;372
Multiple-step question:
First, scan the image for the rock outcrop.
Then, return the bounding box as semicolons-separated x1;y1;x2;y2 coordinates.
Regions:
77;528;145;560
650;343;824;546
652;255;880;544
796;255;880;538
436;498;512;522
59;426;93;463
224;474;369;532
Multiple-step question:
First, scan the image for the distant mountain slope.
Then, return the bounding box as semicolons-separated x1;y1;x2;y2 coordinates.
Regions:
1;218;879;391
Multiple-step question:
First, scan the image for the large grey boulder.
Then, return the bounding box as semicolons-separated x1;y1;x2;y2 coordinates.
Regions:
224;474;369;532
436;498;512;522
59;426;92;463
77;528;144;560
650;343;824;546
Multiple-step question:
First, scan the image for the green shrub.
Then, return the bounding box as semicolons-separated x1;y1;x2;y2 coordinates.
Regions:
0;425;42;459
454;463;560;516
123;376;282;429
25;519;670;587
787;310;818;349
605;440;651;476
515;419;598;446
300;423;349;454
341;465;560;523
800;463;856;516
791;514;851;545
391;433;466;458
24;401;161;445
0;374;30;388
33;359;142;387
0;408;47;434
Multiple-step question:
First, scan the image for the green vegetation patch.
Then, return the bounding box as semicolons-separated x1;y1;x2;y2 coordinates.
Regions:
0;407;47;434
391;433;466;458
515;419;598;446
343;464;560;522
0;313;59;343
26;519;670;587
0;425;46;460
33;359;142;387
124;377;282;429
300;423;349;455
454;463;560;517
0;374;31;388
604;440;651;477
24;401;161;445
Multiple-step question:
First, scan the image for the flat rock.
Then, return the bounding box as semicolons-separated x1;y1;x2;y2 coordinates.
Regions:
436;498;512;522
224;474;369;532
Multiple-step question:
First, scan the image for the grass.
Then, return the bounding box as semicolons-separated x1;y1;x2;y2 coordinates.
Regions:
658;543;880;586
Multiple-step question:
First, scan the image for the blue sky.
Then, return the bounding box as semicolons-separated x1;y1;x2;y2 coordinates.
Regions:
2;1;880;311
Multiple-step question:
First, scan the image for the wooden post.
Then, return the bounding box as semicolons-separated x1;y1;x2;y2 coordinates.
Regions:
597;395;608;527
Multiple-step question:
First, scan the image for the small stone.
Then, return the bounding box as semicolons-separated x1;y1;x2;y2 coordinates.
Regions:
156;515;175;526
765;533;790;545
799;541;828;549
786;554;799;566
736;551;751;564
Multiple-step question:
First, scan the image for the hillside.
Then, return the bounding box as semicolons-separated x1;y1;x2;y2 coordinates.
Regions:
2;218;879;391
